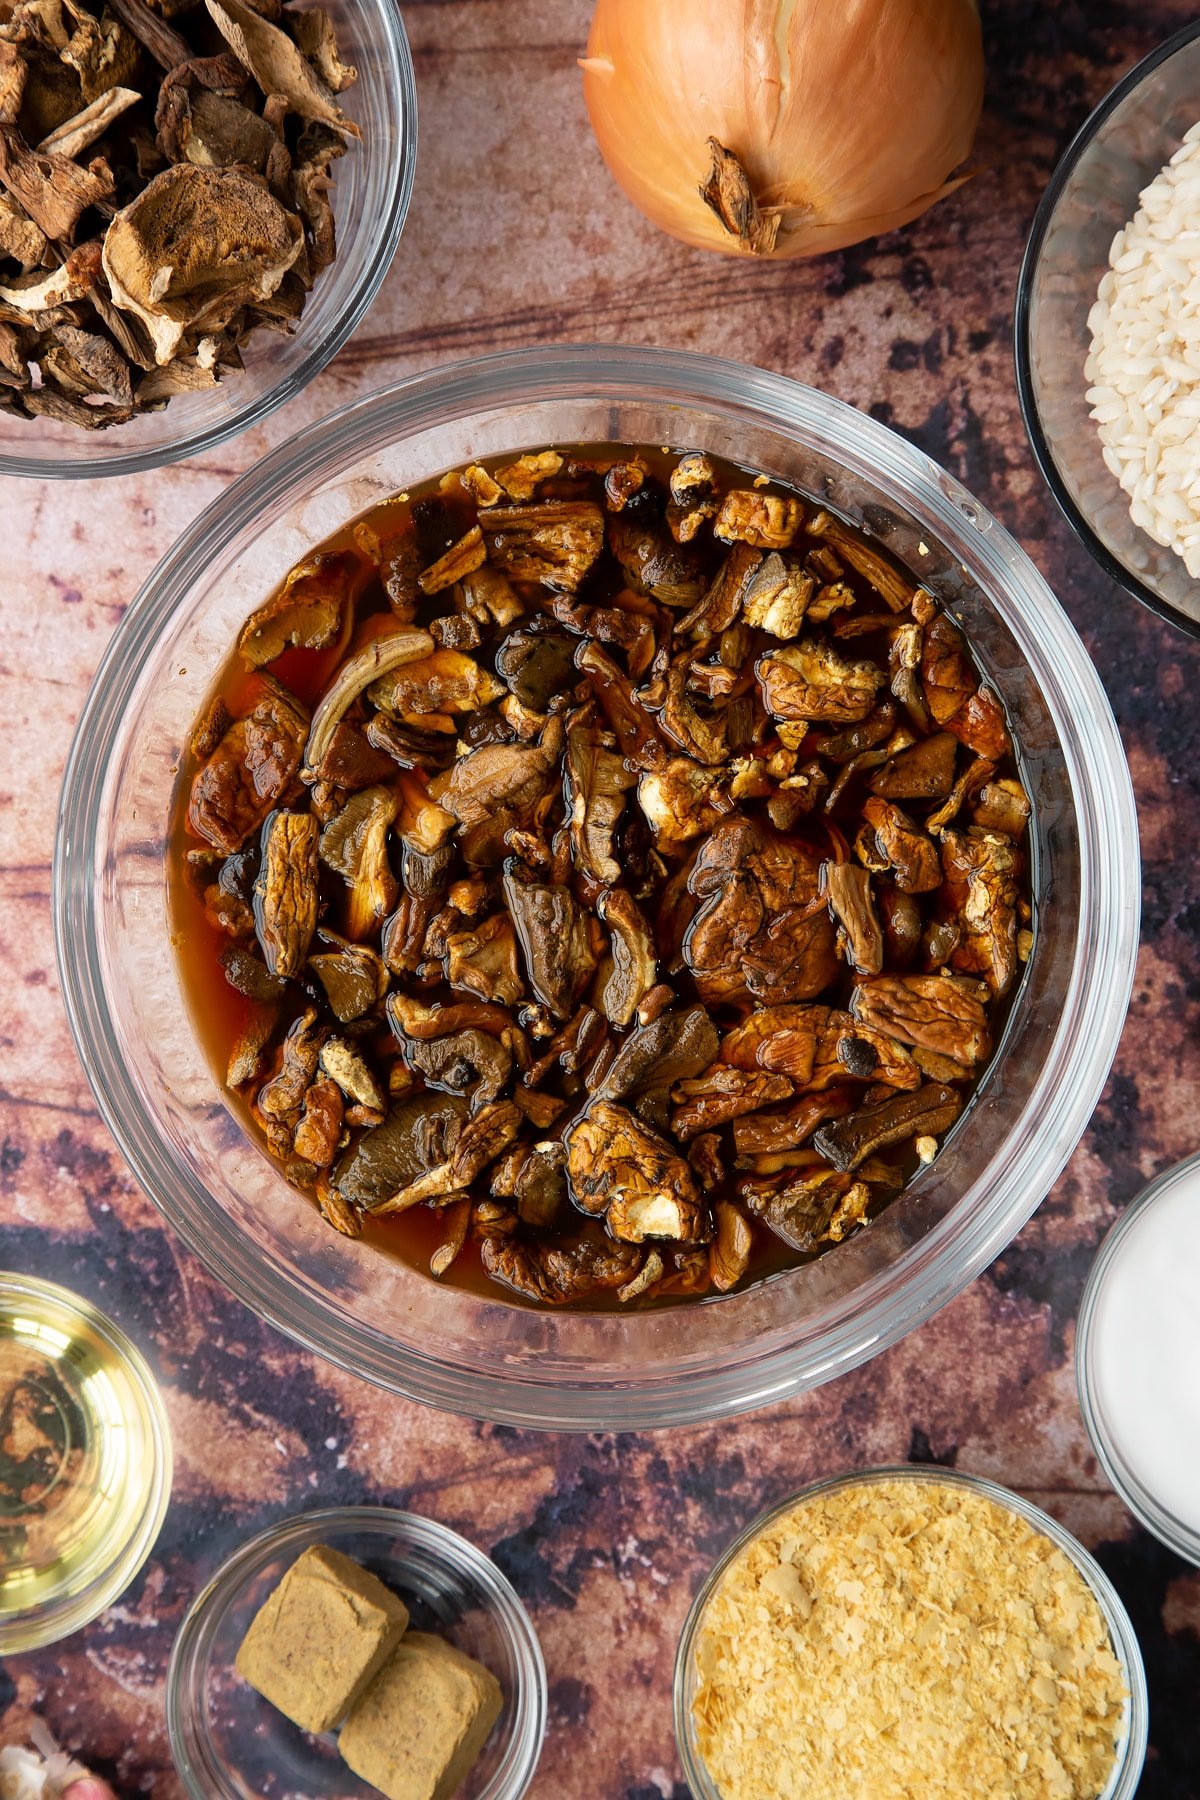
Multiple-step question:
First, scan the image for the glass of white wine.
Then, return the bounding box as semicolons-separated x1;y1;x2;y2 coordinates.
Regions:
0;1272;172;1652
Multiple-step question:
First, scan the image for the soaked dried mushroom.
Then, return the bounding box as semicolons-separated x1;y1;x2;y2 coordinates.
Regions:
173;442;1033;1309
0;0;358;429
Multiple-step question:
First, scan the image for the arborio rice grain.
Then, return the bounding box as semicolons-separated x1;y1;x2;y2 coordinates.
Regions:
1086;123;1200;578
691;1477;1127;1800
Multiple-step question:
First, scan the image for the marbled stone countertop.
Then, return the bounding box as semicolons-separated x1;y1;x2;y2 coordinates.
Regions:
1;2;1198;1793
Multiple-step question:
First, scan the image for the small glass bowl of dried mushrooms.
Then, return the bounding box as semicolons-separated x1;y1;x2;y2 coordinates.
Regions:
0;0;416;479
674;1466;1148;1800
167;1505;547;1800
55;346;1140;1431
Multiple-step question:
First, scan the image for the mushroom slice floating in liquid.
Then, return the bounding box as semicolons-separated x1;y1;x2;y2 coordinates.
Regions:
308;931;389;1022
293;1077;344;1166
429;716;563;832
482;499;604;591
948;688;1011;760
494;624;576;711
608;511;706;607
595;1005;719;1102
319;1037;386;1115
565;719;636;885
637;757;723;848
670;1066;794;1141
850;973;992;1068
445;913;524;1007
189;676;309;854
238;550;363;669
757;639;886;723
720;1005;827;1085
388;1009;513;1110
660;657;727;766
709;1199;752;1290
742;552;815;637
332;1093;467;1212
480;1235;641;1305
808;511;913;612
812;1082;963;1174
684;818;839;1007
940;826;1021;997
744;1168;874;1254
862;797;941;895
806;1011;921;1092
713;489;803;550
566;1099;708;1243
868;732;958;801
921;613;976;724
821;862;884;975
318;786;399;940
503;867;598;1022
368;647;505;718
597;889;657;1028
256;810;319;978
972;778;1031;839
303;630;434;776
731;1087;857;1157
258;1006;324;1119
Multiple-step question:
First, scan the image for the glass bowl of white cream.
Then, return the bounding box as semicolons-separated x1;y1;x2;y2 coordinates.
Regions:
1077;1149;1200;1565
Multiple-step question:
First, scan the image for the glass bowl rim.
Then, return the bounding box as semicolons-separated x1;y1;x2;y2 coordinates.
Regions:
672;1462;1150;1800
1013;15;1200;644
52;342;1141;1430
0;0;417;482
165;1502;548;1800
1076;1147;1200;1567
0;1269;173;1653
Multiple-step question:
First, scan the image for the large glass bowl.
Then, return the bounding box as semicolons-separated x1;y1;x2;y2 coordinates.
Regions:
53;345;1140;1431
0;0;416;481
1015;20;1200;639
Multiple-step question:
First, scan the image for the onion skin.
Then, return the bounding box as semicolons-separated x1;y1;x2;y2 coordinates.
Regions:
581;0;984;260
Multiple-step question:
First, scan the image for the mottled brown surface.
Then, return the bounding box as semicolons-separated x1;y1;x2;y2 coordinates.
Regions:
2;1;1200;1794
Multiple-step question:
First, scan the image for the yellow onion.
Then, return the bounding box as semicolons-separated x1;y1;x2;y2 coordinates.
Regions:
581;0;984;260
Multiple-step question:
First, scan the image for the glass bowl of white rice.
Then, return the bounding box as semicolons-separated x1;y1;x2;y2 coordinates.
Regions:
1015;19;1200;639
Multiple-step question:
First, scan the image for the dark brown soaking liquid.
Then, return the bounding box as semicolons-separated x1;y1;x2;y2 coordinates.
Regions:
168;445;1029;1311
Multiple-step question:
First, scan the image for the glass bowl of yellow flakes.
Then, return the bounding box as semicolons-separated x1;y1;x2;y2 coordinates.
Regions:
674;1465;1147;1800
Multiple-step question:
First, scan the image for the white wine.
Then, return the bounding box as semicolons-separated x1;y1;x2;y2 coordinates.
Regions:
0;1273;172;1652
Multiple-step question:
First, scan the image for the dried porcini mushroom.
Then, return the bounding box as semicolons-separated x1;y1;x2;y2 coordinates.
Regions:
0;0;359;429
256;810;319;978
239;550;362;669
188;675;309;855
205;0;358;136
175;442;1031;1309
104;165;304;364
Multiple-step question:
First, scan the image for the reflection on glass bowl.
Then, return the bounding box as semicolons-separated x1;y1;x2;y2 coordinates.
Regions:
54;345;1139;1431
